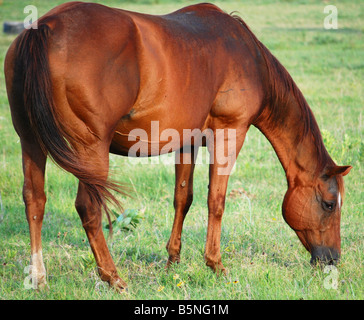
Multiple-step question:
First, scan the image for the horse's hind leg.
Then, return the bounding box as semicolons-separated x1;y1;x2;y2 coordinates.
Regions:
21;139;48;289
166;146;198;268
74;148;127;291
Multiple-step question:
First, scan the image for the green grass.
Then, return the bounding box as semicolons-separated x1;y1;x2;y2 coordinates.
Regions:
0;0;363;300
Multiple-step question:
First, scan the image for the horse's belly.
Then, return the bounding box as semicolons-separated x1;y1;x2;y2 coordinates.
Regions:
110;104;211;157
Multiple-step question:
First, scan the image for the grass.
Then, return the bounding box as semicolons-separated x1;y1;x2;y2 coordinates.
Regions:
0;0;363;300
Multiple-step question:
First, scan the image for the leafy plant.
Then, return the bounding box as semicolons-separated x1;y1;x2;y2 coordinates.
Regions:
80;252;96;272
104;208;143;232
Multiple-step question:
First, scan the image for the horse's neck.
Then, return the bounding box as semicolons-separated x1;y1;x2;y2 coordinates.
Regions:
233;21;333;186
254;81;332;187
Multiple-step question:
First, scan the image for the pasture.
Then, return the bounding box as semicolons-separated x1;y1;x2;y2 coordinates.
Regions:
0;0;363;300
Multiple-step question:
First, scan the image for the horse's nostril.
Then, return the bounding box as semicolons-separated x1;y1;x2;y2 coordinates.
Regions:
310;246;340;266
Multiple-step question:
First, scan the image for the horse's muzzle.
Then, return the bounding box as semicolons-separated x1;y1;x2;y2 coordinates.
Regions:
310;246;340;266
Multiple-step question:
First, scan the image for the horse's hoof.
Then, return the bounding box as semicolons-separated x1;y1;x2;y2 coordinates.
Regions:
37;281;50;291
206;260;227;276
110;278;128;294
165;255;181;270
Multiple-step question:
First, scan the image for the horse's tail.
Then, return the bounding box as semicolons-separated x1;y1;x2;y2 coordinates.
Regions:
15;25;123;233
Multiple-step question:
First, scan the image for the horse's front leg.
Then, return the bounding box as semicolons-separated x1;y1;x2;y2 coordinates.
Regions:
204;125;246;274
166;146;198;268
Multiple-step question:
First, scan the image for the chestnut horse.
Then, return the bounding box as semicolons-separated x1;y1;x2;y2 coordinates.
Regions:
5;2;351;291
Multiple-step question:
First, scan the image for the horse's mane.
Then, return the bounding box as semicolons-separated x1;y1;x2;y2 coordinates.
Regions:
232;14;334;175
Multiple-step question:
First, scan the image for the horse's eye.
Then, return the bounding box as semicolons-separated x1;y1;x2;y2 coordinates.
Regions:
322;201;335;212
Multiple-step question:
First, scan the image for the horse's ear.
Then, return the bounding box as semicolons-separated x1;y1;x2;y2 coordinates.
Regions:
326;165;352;177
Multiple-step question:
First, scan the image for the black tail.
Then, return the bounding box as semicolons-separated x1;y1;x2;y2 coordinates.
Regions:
15;25;124;233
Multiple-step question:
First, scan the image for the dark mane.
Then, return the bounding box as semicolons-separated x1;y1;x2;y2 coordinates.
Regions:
232;15;334;174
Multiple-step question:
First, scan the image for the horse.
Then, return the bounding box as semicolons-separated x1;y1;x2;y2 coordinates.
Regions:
4;2;352;292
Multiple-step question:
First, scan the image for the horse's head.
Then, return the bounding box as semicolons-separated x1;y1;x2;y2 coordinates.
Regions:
282;165;352;265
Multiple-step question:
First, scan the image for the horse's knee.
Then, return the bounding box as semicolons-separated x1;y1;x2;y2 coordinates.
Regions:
207;197;225;219
174;191;193;215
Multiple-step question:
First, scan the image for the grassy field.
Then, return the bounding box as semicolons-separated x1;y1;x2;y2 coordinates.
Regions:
0;0;363;300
